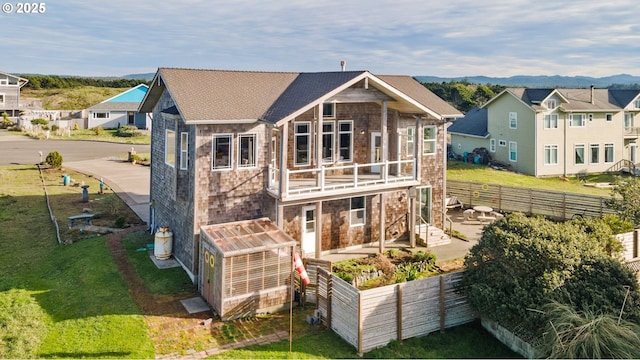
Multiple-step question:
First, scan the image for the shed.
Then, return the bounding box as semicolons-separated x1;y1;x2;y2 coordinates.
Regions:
199;218;296;320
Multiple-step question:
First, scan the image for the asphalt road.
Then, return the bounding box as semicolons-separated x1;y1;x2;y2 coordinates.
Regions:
0;131;151;165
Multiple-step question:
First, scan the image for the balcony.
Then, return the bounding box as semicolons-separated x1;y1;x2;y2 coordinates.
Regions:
267;159;418;201
624;127;640;138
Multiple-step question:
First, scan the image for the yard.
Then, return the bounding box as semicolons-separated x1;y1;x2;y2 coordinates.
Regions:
0;163;519;358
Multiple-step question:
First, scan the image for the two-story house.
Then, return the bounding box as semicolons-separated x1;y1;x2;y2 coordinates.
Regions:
0;71;29;119
139;68;462;281
449;87;640;176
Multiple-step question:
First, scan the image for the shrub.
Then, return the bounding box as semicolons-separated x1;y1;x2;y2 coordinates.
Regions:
73;123;79;130
45;151;63;168
51;124;59;132
30;118;48;126
1;112;12;128
116;125;141;138
93;126;104;136
115;216;126;228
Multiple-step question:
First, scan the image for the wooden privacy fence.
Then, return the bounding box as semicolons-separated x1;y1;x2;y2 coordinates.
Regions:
315;268;475;355
447;180;616;220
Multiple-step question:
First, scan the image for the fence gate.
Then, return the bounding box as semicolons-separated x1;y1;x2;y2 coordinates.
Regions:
298;258;332;305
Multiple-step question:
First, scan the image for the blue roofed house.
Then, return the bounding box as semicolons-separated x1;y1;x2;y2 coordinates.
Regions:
137;67;463;292
449;87;640;176
87;84;151;129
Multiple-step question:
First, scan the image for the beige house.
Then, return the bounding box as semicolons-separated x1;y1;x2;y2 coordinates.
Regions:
0;71;28;119
139;67;462;287
449;87;640;177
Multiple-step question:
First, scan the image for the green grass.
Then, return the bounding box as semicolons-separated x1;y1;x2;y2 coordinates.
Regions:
0;165;154;358
35;128;151;145
447;160;618;196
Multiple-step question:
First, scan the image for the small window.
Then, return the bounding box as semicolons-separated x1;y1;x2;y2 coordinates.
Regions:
212;134;233;170
295;122;311;166
546;99;556;109
498;140;507;147
0;93;4;105
350;196;365;227
509;112;517;129
165;129;176;167
570;114;585;127
93;112;110;119
604;143;614;163
422;125;437;155
322;121;334;163
606;113;613;122
544;114;558;129
635;99;640;109
509;141;517;162
179;132;188;170
590;144;599;164
238;133;257;168
338;120;353;162
489;139;496;152
407;126;415;157
575;144;585;164
544;145;558;165
323;103;336;118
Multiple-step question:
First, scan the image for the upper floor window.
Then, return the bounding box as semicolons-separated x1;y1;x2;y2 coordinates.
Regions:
406;127;415;157
165;129;176;167
338;120;353;162
323;103;336;118
179;132;188;170
489;139;496;152
509;141;517;162
606;113;613;122
569;114;585;127
546;99;556;109
212;134;233;170
238;133;257;168
544;145;558;165
509;112;517;129
294;122;311;166
625;113;635;128
544;114;558;129
350;196;365;227
423;126;437;155
635;99;640;109
322;121;334;163
93;112;110;119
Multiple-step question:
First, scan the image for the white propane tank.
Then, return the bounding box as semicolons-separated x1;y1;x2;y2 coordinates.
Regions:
154;227;173;260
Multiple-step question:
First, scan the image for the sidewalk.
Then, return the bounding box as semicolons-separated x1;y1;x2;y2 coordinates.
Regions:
65;157;150;225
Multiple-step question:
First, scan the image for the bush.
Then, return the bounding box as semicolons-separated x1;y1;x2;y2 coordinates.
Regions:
45;151;63;168
115;216;126;228
1;112;12;128
51;124;59;132
93;126;104;136
116;125;142;138
30;118;48;126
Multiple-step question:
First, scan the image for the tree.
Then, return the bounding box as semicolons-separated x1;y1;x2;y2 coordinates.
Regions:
45;151;63;168
461;213;635;336
606;176;640;227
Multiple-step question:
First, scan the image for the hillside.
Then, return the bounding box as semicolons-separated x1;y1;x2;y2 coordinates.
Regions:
21;87;131;110
415;74;640;88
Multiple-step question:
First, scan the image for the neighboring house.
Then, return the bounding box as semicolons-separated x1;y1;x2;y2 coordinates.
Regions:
449;87;640;176
87;84;151;129
0;71;28;118
138;68;462;283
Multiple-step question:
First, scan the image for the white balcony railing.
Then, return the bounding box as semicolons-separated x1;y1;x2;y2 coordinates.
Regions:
268;159;417;199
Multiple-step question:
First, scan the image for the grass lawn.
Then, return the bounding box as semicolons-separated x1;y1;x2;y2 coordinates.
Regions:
0;165;154;358
448;159;618;196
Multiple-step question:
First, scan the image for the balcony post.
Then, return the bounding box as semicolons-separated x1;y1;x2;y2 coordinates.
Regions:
354;163;358;188
320;166;325;192
279;122;289;198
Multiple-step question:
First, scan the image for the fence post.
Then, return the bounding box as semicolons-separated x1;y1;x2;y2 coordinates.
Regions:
439;275;445;332
397;284;403;342
357;292;363;356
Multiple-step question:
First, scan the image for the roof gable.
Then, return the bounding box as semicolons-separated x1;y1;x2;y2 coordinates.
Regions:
0;70;28;87
447;107;488;137
609;89;640;108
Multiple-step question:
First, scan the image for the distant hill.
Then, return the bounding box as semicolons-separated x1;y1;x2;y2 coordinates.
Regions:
414;74;640;88
121;73;155;80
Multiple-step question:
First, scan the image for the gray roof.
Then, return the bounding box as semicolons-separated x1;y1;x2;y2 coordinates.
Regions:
609;89;640;108
139;68;462;124
87;102;141;112
505;87;623;111
447;107;488;137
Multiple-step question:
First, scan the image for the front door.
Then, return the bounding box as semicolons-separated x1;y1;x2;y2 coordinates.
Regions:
200;242;215;306
302;206;316;257
417;186;432;226
371;132;382;173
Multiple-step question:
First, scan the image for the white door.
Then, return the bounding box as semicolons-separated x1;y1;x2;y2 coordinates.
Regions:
371;132;382;173
302;206;316;256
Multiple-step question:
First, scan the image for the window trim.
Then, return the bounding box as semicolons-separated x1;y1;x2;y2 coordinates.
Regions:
0;93;4;106
574;144;585;165
546;99;557;109
589;143;600;164
489;139;496;152
606;113;613;122
604;143;614;164
179;132;188;170
238;133;258;169
407;126;415;157
165;129;176;167
422;125;437;155
212;133;233;170
322;121;335;164
498;139;507;147
294;122;311;166
543;144;558;165
509;112;517;129
509;141;517;162
92;111;110;119
350;196;365;227
338;120;353;162
544;114;558;129
569;113;586;127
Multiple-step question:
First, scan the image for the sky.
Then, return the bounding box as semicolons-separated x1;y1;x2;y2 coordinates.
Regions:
2;0;640;78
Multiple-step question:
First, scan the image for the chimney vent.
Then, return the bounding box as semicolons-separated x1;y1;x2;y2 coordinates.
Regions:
340;60;346;72
590;85;595;105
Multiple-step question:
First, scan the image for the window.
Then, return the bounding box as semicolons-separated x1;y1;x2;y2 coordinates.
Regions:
590;144;599;164
165;129;176;167
323;103;336;118
635;99;640;109
93;112;109;119
606;113;613;122
575;144;585;164
625;113;634;128
498;140;507;147
544;114;558;129
0;93;4;105
212;134;233;170
509;112;517;129
604;143;614;163
546;99;557;109
350;196;365;227
179;132;188;170
423;125;437;155
509;141;517;162
338;120;353;162
322;121;334;163
570;114;585;127
544;145;558;165
238;133;257;168
294;122;310;166
407;126;415;157
489;139;496;152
